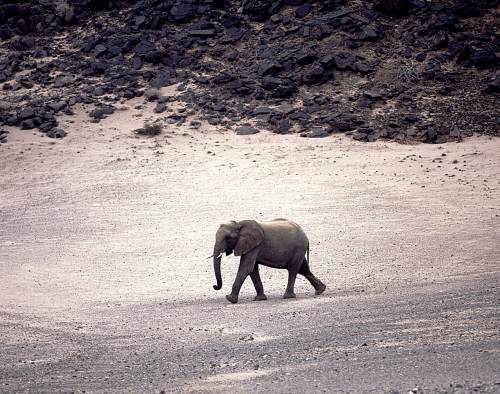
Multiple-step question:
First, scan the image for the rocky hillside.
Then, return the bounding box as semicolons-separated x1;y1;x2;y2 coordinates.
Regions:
0;0;498;144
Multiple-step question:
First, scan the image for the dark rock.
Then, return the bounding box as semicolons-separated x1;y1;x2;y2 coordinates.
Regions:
90;105;114;120
47;127;66;138
300;125;331;138
48;101;66;112
295;4;313;18
284;0;308;5
261;77;298;98
425;128;437;143
486;72;500;93
150;72;172;88
330;52;356;70
0;128;8;143
258;60;283;76
21;118;38;129
434;31;449;49
213;102;226;112
358;25;381;41
242;0;283;21
213;72;236;84
375;0;426;16
154;103;167;113
296;50;317;65
363;90;383;100
189;120;202;129
289;110;310;121
53;74;75;88
189;29;216;37
221;14;241;28
19;79;33;89
415;52;427;62
94;44;107;56
353;61;375;74
276;118;290;133
353;127;377;142
470;48;498;69
252;107;273;116
329;114;363;132
236;125;260;135
94;87;107;96
170;4;195;23
134;40;156;56
302;63;327;85
131;57;143;70
19;108;34;119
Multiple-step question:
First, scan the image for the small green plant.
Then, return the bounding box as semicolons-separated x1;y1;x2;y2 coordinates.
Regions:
133;122;163;136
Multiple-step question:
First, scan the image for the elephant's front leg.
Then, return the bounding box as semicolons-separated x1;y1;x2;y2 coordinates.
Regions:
226;249;259;304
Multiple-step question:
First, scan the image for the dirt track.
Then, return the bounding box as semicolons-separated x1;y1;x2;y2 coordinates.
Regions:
1;103;499;393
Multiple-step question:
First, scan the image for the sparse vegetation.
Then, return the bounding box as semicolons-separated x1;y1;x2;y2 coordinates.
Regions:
133;122;162;136
397;62;420;83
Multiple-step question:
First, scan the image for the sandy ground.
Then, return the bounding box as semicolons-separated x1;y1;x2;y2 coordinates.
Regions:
0;95;499;393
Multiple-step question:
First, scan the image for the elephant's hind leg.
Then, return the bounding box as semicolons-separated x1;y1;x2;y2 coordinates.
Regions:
283;270;298;299
284;255;303;299
299;259;326;295
250;265;267;301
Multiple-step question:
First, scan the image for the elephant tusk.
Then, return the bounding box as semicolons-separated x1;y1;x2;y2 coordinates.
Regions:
206;253;223;259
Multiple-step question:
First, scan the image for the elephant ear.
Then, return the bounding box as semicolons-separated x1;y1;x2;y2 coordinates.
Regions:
234;220;264;256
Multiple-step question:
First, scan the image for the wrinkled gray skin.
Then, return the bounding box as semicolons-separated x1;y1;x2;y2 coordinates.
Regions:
212;219;326;304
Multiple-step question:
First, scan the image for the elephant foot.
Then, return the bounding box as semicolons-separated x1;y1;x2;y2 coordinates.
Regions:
315;283;326;295
283;291;296;299
253;294;267;301
225;294;238;304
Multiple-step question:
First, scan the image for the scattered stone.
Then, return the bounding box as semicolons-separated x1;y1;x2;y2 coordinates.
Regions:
53;74;75;88
302;63;327;85
258;60;283;77
134;123;162;136
154;103;167;113
19;108;34;120
296;4;313;18
236;125;259;135
47;127;66;138
363;91;383;100
48;101;66;112
300;125;331;138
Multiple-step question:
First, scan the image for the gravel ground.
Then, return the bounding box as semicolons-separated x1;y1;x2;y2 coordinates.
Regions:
1;102;499;393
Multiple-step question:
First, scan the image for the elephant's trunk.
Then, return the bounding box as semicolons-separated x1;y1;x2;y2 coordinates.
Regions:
213;245;223;290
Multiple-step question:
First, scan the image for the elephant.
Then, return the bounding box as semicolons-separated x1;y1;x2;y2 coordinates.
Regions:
211;219;326;304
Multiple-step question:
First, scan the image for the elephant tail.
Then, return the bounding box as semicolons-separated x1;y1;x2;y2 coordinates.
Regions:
307;243;310;264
